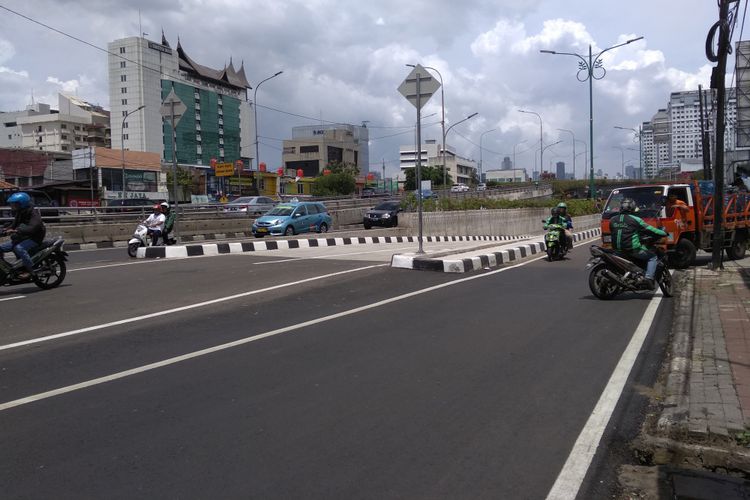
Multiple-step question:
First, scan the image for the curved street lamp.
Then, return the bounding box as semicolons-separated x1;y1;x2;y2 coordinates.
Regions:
443;112;478;185
513;139;527;172
541;36;643;197
479;128;497;183
121;104;145;200
518;109;543;180
253;71;283;172
615;125;643;180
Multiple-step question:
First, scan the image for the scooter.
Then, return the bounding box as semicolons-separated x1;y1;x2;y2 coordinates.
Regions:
0;236;68;290
586;233;673;300
127;223;150;258
543;223;568;261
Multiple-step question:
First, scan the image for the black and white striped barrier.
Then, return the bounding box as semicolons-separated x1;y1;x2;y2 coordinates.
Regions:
136;234;530;259
391;228;601;273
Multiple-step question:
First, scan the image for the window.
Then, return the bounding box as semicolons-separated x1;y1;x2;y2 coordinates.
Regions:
37;126;42;132
296;184;305;195
123;134;129;140
218;118;223;126
119;47;125;54
300;145;319;154
74;125;80;131
197;145;202;154
196;134;201;142
120;61;126;68
7;135;11;140
219;127;224;135
122;111;128;117
3;122;16;127
75;136;82;141
123;122;128;129
122;99;128;105
61;134;68;140
62;146;68;151
219;138;224;145
120;75;127;82
121;87;127;94
259;178;265;190
61;124;67;129
196;123;201;131
195;113;201;121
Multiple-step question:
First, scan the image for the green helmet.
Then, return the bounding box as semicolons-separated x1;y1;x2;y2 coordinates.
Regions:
556;202;567;210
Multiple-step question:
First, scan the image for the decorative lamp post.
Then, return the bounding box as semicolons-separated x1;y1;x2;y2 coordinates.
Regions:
513;139;527;172
615;125;643;180
253;71;283;171
541;36;644;197
121;104;145;199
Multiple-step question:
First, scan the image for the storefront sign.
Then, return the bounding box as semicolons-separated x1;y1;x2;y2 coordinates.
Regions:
214;162;234;176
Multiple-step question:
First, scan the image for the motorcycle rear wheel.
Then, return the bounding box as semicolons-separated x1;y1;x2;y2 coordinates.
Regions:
588;264;620;300
33;253;66;290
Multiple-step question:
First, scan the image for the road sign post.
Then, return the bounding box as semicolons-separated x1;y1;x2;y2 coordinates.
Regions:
398;64;440;254
161;87;187;240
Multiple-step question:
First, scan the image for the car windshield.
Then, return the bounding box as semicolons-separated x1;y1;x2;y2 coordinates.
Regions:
604;187;665;219
266;205;295;216
375;202;400;210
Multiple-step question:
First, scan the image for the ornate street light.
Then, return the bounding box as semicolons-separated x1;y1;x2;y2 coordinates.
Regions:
541;36;644;198
479;128;497;183
253;71;283;171
518;109;543;180
121;104;145;200
615;125;643;180
443;112;478;185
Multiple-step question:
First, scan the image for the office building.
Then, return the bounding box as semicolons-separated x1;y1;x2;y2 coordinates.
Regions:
282;124;369;177
399;139;477;185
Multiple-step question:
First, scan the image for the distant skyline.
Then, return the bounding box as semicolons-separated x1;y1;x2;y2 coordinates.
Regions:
0;1;728;178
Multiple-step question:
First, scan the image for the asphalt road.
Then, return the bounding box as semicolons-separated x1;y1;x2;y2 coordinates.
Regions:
0;240;671;499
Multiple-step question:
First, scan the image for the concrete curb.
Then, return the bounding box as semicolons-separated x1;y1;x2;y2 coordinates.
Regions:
135;234;530;259
391;228;601;273
62;232;256;251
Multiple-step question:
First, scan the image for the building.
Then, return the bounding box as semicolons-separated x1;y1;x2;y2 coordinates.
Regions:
555;161;565;180
72;147;167;204
108;34;253;195
0;148;73;188
501;156;512;170
399;139;477;185
282;124;369;177
484;168;526;183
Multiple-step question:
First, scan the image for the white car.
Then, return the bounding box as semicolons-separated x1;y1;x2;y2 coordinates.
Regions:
477;183;487;191
222;196;277;216
450;183;469;192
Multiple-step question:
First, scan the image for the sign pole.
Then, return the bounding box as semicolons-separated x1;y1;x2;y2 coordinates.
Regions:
171;101;179;239
416;73;424;254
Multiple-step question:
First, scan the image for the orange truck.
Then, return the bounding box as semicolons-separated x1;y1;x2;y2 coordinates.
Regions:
600;181;749;268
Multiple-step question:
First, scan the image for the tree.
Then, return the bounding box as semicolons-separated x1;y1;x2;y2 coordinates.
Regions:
165;166;194;201
312;171;356;196
404;166;451;190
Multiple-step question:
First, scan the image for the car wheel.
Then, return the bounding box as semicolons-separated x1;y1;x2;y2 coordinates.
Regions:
364;222;372;230
284;226;295;236
318;222;328;233
254;233;265;238
391;216;398;227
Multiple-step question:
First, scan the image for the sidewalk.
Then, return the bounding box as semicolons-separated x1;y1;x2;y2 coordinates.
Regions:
627;256;750;496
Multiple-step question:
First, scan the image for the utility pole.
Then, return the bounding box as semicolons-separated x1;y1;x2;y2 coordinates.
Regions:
708;0;738;270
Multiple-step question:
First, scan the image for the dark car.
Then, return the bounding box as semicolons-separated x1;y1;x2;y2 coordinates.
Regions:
0;189;60;221
362;187;386;198
363;200;402;229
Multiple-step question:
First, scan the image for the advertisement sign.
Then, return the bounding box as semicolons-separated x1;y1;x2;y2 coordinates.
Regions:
214;162;234;176
68;197;100;207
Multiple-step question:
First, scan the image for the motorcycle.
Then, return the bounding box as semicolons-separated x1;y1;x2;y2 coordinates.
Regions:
543;222;568;261
586;233;673;299
0;236;68;290
128;223;176;257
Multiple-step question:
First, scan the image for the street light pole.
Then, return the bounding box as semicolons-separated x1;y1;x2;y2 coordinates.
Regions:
613;146;625;179
518;109;543;180
541;36;644;197
121;104;145;200
253;71;283;172
557;129;575;181
479;128;497;183
407;64;445;187
615;125;643;180
443;112;479;185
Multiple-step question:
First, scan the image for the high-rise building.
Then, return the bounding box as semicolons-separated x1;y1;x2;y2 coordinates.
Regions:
555;161;565;180
501;156;512;170
107;34;252;170
398;139;477;185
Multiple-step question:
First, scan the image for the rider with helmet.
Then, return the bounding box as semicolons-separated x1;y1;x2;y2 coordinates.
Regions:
544;202;573;251
610;198;668;290
1;192;46;280
160;201;175;245
144;203;166;246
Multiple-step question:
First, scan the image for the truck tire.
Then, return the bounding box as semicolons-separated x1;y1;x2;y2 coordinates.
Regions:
727;235;748;260
669;238;696;269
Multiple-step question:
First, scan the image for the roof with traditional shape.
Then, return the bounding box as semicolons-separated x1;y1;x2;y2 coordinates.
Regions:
174;37;251;90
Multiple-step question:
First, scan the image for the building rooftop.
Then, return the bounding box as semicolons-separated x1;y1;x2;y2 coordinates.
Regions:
173;34;251;90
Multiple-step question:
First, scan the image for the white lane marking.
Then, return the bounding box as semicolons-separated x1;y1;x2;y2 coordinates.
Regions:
0;252;550;411
0;263;387;352
0;296;24;302
252;246;407;265
69;259;165;272
546;290;664;500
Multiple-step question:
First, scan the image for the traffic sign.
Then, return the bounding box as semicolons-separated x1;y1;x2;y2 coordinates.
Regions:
398;64;440;110
214;162;234;176
160;89;187;127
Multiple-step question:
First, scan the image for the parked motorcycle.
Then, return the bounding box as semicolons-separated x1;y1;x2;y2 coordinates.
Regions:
586;234;673;299
543;222;568;261
0;237;68;290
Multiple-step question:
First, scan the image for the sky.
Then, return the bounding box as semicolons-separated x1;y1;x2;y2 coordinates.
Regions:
0;0;733;179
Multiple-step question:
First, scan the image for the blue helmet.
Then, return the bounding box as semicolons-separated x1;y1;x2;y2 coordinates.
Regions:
7;192;31;209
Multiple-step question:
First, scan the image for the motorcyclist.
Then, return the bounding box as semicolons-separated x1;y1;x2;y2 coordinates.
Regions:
144;204;165;246
0;192;46;280
160;202;175;245
610;198;668;290
544;202;573;251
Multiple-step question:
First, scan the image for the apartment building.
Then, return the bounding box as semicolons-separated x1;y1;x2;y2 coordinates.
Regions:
399;139;477;185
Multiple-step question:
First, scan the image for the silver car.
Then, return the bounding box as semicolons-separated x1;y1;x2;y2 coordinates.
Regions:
222;196;277;216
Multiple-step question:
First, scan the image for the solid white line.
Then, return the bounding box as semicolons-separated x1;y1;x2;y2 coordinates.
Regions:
0;253;549;411
545;290;663;500
0;263;387;352
0;296;24;302
69;259;166;272
252;246;408;265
